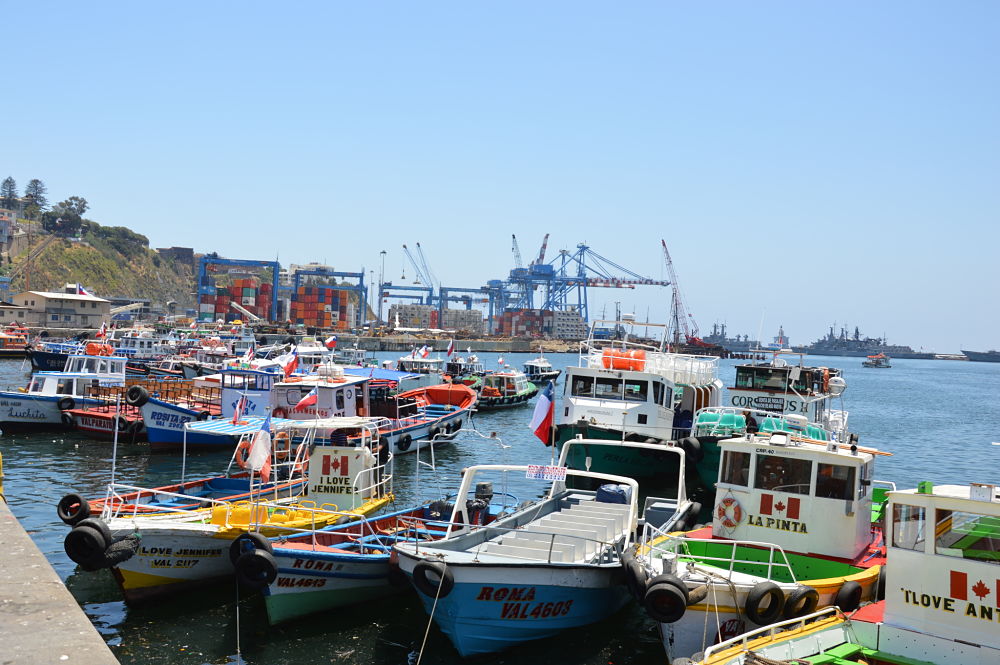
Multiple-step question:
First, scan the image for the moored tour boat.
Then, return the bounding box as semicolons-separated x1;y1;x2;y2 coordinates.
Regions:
633;428;891;661
395;463;641;656
523;349;561;384
554;319;723;480
62;418;394;603
690;480;1000;665
474;369;537;411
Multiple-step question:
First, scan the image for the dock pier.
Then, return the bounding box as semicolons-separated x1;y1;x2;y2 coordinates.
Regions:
0;457;119;664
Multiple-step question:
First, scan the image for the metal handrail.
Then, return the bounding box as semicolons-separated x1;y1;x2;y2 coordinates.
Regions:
642;525;798;584
702;606;845;659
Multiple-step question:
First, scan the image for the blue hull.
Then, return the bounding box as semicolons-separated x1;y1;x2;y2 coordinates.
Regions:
410;574;630;656
142;398;229;450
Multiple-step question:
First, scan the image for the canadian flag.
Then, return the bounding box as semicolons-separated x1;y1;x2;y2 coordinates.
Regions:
322;454;350;476
950;570;999;604
760;494;800;519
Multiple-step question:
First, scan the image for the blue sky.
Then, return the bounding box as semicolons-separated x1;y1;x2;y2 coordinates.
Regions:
4;2;997;351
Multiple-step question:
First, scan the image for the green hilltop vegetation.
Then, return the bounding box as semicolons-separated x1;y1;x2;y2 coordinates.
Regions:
3;222;195;307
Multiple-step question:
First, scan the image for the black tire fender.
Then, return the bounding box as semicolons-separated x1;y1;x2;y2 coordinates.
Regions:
644;574;689;623
125;385;149;407
679;436;704;463
412;561;454;598
624;552;646;602
834;580;863;612
61;412;75;428
745;581;785;625
115;415;129;432
64;525;110;568
57;396;75;411
783;585;820;620
398;434;412;452
229;531;273;566
57;493;90;526
75;518;113;549
235;549;278;589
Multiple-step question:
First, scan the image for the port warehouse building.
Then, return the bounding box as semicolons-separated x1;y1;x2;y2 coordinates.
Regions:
6;290;111;328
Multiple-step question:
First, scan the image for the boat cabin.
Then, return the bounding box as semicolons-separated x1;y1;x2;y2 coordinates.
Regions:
397;356;444;375
270;374;371;421
27;354;128;395
881;482;1000;650
220;368;281;419
728;351;844;423
714;432;878;560
445;357;485;377
481;371;530;397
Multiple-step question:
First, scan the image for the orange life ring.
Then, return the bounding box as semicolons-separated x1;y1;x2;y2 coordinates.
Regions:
293;444;310;475
273;407;288;419
273;431;292;460
716;497;743;529
235;438;253;470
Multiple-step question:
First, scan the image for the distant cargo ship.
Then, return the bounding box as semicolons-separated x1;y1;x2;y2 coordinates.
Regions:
962;349;1000;363
793;325;934;359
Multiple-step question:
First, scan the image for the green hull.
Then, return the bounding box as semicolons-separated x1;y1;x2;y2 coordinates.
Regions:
265;582;400;625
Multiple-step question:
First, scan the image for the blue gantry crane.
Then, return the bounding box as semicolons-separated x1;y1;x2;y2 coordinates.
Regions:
197;254;281;321
290;266;369;328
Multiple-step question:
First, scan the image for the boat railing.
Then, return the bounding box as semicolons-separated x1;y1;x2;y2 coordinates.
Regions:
641;525;798;584
99;482;289;520
702;606;845;659
579;347;719;385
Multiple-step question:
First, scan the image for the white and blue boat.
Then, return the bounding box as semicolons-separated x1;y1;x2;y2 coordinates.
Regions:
0;354;128;430
138;366;281;450
394;463;641;656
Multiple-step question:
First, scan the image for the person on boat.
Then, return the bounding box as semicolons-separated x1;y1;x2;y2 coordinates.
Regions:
743;410;759;434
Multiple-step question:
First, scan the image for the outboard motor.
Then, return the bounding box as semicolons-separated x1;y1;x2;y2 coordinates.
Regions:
466;481;494;525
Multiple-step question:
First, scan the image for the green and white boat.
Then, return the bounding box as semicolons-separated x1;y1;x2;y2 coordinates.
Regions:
474;369;538;411
632;429;893;661
553;319;723;480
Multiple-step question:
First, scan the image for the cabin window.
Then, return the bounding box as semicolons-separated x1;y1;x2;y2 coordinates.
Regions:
56;379;73;394
594;377;623;399
735;369;753;389
335;390;345;411
653;381;663;405
571;376;594;397
891;503;926;551
934;509;1000;564
721;451;751;486
754;454;812;495
816;463;855;500
623;380;648;402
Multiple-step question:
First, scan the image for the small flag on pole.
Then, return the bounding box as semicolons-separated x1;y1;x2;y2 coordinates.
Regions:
325;335;338;350
96;321;107;338
232;394;249;425
279;347;299;378
529;380;556;445
294;386;318;411
247;416;272;482
446;339;455;357
419;345;431;358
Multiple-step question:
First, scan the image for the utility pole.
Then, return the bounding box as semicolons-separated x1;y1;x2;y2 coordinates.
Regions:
378;250;386;324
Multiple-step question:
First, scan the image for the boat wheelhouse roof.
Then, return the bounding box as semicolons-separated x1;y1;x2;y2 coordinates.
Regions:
183;415;390;435
717;430;881;466
274;374;369;389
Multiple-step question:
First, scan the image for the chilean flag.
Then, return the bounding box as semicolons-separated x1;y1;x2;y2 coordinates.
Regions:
282;347;299;378
232;394;249;424
419;345;431;358
325;335;338;350
529;380;555;445
76;283;93;296
294;386;318;411
446;339;454;357
189;320;198;330
96;321;107;338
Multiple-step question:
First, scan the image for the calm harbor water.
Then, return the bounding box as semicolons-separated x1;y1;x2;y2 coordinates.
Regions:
1;352;999;665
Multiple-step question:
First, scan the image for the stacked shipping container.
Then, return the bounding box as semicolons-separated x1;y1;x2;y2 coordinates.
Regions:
290;285;351;329
198;277;273;322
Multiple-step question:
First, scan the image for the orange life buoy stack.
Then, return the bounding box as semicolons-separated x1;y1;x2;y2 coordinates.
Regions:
85;342;114;356
601;348;647;371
